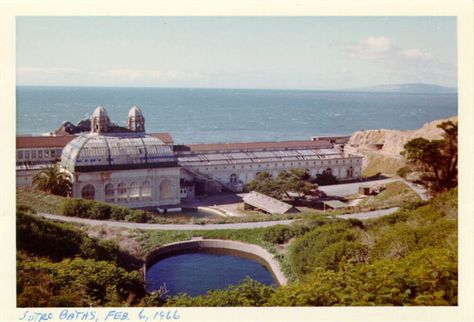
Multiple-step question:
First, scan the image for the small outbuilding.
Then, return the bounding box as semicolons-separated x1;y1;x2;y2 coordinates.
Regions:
243;191;300;215
322;200;347;210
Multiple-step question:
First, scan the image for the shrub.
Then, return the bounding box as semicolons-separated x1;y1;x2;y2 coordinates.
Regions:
61;198;154;223
17;255;145;307
263;225;293;244
17;211;124;263
125;210;153;223
288;221;365;276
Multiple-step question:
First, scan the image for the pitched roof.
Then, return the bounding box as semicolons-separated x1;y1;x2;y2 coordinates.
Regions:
187;139;332;152
243;191;298;214
322;200;347;209
17;132;174;149
16;135;76;148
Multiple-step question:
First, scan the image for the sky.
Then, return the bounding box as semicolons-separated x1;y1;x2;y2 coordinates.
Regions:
16;16;457;90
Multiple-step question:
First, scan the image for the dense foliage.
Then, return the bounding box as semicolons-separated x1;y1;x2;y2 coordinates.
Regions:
245;169;317;202
17;187;457;307
17;211;122;262
62;198;154;222
401;121;457;194
313;172;339;186
17;211;146;307
32;164;72;197
157;189;457;306
17;254;144;307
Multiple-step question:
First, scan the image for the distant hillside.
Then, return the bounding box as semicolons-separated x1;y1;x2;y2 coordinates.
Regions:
348;83;457;94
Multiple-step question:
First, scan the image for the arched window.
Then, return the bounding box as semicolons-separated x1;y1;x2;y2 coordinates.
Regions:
130;182;139;200
347;166;353;178
105;183;114;202
159;179;173;200
117;182;127;201
230;173;238;183
81;184;95;200
141;181;151;200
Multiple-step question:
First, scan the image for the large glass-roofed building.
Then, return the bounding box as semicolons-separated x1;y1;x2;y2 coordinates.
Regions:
60;106;181;208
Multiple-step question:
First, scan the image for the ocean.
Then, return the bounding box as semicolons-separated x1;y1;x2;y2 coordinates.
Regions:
16;86;458;144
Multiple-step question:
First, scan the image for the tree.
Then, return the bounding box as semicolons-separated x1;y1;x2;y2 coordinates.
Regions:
313;172;339;186
275;169;316;201
32;164;71;197
245;169;317;202
401;121;457;195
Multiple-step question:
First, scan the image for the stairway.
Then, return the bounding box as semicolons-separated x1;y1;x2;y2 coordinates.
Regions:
181;166;236;192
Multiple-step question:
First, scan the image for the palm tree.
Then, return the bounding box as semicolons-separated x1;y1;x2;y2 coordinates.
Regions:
32;164;72;197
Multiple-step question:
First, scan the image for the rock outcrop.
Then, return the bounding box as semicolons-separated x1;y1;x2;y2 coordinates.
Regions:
348;116;458;158
346;116;457;176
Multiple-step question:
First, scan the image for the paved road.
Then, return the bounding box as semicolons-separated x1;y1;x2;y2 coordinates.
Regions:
37;207;400;230
402;180;430;201
318;178;400;196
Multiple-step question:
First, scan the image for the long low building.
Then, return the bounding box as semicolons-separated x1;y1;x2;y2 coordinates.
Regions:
177;140;362;192
16;105;363;207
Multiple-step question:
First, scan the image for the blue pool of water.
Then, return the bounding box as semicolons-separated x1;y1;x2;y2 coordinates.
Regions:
146;249;275;297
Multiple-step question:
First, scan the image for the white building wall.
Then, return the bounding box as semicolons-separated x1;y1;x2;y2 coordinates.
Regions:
71;167;181;208
180;155;363;186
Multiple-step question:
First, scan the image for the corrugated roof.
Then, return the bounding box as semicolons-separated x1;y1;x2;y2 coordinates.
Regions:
16;132;174;148
322;200;347;209
187;140;332;152
243;191;297;214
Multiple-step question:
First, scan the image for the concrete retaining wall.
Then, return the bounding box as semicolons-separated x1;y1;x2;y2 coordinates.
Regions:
144;238;287;286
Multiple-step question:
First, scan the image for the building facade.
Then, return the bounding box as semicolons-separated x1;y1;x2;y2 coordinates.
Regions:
59;106;181;208
177;140;362;192
16;105;363;207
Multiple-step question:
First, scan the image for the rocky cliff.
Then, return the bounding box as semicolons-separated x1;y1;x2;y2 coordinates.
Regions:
347;116;457;176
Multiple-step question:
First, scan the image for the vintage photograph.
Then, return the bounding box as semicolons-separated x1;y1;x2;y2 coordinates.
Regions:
15;16;458;308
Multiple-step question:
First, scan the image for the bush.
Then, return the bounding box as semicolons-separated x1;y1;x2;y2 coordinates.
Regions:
61;198;154;223
268;246;457;306
288;221;366;276
163;278;275;307
125;210;153;223
397;166;409;178
263;225;293;244
17;255;145;307
17;211;124;263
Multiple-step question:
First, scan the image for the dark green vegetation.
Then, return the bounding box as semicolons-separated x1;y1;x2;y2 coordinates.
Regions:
62;198;155;223
17;210;145;307
32;164;71;197
400;121;458;195
245;169;318;202
151;189;457;306
17;188;457;307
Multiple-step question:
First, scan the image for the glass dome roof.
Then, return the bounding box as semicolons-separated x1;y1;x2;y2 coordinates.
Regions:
61;133;177;172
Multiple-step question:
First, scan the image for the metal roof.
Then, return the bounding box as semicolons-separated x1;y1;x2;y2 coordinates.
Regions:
322;200;348;209
243;191;297;214
186;139;333;152
177;148;347;166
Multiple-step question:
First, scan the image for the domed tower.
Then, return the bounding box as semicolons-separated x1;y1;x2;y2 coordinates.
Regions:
127;105;145;132
90;106;110;133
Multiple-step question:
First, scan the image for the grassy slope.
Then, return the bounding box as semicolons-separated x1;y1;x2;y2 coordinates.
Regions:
362;152;405;177
16;187;66;214
358;181;420;208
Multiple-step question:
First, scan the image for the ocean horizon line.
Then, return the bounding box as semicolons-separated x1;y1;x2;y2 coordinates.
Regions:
15;84;457;94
